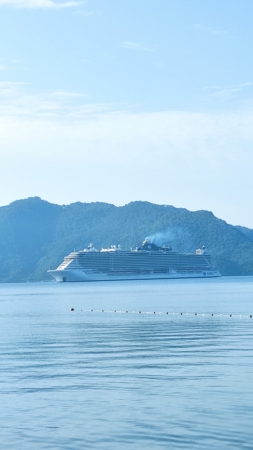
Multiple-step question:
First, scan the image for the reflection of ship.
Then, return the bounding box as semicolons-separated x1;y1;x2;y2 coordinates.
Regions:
48;239;221;282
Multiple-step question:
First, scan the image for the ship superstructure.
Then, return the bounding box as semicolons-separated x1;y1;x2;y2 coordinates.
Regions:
48;240;221;282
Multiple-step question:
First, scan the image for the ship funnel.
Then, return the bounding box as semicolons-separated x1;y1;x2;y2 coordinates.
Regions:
196;246;206;255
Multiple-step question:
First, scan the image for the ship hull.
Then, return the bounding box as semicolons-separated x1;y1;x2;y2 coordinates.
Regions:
48;269;221;282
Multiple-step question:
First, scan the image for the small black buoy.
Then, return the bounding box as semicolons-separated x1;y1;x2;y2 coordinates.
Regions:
154;311;156;314
139;311;141;313
195;313;197;316
126;311;128;313
166;312;168;315
211;314;214;316
180;312;183;315
70;308;74;311
250;315;252;318
230;314;232;317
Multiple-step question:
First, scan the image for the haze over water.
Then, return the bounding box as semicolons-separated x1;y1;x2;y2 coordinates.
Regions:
0;277;253;449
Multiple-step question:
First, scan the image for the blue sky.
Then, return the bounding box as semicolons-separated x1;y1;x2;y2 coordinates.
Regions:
1;0;253;226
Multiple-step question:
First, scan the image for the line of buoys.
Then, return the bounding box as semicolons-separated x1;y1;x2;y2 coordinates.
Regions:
75;309;253;319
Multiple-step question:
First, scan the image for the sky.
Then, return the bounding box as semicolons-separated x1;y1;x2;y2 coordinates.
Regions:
1;0;253;227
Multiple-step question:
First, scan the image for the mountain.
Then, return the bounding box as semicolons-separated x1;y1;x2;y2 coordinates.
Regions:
235;225;253;242
0;197;253;282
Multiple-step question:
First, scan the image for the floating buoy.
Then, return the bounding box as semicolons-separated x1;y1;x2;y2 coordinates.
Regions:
70;308;74;311
77;309;252;320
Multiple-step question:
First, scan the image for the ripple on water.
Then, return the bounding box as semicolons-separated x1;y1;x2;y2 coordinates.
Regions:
0;279;253;449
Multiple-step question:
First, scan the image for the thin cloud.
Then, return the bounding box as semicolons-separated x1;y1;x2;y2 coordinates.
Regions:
240;82;253;88
210;87;241;101
0;82;115;118
204;82;253;102
50;91;86;98
121;41;154;52
195;24;233;38
0;0;82;9
72;9;96;16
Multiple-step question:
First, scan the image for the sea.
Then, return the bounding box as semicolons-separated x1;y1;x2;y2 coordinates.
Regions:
0;276;253;450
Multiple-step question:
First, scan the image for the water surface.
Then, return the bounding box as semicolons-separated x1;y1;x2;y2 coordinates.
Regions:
0;277;253;449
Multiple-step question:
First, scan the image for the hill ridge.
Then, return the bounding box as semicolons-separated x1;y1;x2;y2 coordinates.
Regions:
0;197;252;281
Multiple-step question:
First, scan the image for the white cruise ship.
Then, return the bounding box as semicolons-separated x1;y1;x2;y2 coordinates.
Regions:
48;240;221;282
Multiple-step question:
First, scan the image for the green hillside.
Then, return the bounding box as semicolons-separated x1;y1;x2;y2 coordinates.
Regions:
0;197;253;282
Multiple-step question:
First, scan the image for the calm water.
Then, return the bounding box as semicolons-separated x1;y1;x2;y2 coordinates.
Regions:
0;277;253;449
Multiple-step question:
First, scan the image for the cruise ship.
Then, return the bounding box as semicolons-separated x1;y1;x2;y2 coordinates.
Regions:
48;240;221;282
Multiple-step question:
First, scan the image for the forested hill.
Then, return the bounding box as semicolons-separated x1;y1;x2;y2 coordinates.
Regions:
0;197;253;282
